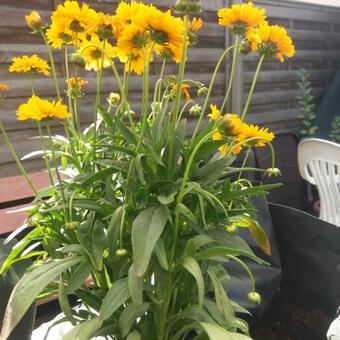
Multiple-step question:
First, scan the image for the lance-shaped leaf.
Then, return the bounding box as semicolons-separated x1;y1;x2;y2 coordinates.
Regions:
200;322;252;340
183;257;205;307
242;216;271;256
1;256;83;340
62;317;103;340
132;206;168;277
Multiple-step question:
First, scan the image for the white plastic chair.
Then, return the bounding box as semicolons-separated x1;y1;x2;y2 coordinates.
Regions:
298;138;340;227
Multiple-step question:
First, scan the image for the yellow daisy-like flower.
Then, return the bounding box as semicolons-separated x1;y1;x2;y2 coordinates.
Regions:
136;9;185;62
126;51;149;75
155;44;182;63
9;55;50;76
117;24;150;60
218;2;266;34
247;24;295;62
237;124;274;147
114;1;152;37
170;83;191;102
190;17;203;33
0;84;10;90
90;12;117;40
208;104;221;121
80;35;116;71
17;95;71;121
212;131;224;141
65;77;88;90
46;0;98;49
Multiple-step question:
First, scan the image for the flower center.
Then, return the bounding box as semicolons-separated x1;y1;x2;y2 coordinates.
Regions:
132;32;148;48
70;19;85;33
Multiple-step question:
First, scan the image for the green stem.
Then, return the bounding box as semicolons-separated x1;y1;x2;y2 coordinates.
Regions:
46;122;69;222
236;146;251;182
73;65;81;135
167;15;189;176
227;255;256;292
0;120;38;195
220;35;240;113
41;31;61;99
191;44;239;143
37;122;54;186
241;55;264;122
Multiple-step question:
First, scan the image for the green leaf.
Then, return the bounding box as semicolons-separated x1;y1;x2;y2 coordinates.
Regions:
114;116;138;145
127;330;142;340
62;317;103;340
79;168;117;187
200;322;252;340
58;278;76;325
154;239;169;271
119;302;150;337
99;278;129;321
182;257;205;307
107;206;125;256
1;256;83;339
99;106;115;133
66;261;91;293
132;206;168;277
91;220;107;271
207;269;235;327
157;192;176;205
177;203;197;223
135;154;146;185
128;265;143;305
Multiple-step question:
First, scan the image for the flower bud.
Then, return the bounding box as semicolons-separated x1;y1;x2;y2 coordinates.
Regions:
116;248;128;257
197;86;208;96
107;92;121;106
69;53;86;68
175;0;202;14
225;223;238;234
189;104;202;116
247;291;261;305
65;221;79;230
25;11;43;32
240;40;252;56
265;167;282;178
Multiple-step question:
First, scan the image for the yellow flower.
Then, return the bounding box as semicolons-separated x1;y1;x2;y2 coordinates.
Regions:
107;92;121;106
90;12;117;40
219;143;243;155
114;1;152;37
9;55;50;76
170;82;191;102
117;24;150;61
222;113;243;136
247;24;295;62
25;11;42;31
208;104;221;121
212;131;224;141
155;44;182;63
17;96;71;121
0;84;10;90
218;2;266;34
190;17;203;33
46;0;98;49
65;77;88;90
237;124;274;147
126;51;148;75
80;35;116;71
136;8;185;62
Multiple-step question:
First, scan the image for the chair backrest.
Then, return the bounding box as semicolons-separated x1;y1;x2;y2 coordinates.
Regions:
298;138;340;226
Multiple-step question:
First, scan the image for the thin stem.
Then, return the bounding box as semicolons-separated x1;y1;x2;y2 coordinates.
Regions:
0;119;37;195
227;255;256;292
220;35;240;113
73;65;81;135
167;15;189;176
241;55;265;122
37;122;54;186
46;122;69;222
41;31;61;99
236;147;251;182
191;44;239;143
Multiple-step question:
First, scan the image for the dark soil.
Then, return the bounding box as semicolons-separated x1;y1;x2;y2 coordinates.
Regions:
251;298;332;340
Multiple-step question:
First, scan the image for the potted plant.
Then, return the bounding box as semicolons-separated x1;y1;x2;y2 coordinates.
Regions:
0;1;294;339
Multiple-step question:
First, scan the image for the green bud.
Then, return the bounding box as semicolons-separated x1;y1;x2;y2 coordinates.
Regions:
247;291;261;305
65;221;79;230
69;53;86;68
175;0;202;14
197;86;208;96
265;167;282;178
116;248;128;257
189;104;202;116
